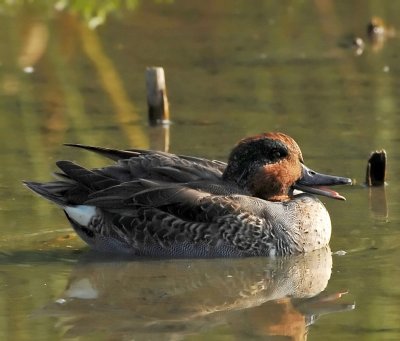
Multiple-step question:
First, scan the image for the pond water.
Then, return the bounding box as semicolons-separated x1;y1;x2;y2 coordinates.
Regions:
1;1;400;340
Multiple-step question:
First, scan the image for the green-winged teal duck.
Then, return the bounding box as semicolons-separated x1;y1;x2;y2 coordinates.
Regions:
24;132;352;257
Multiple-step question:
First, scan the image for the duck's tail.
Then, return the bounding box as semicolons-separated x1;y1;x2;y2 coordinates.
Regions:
24;181;100;229
23;181;69;207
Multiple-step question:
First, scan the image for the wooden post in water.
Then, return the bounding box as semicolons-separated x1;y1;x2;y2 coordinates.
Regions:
146;67;170;125
365;150;386;186
146;67;170;152
365;150;388;219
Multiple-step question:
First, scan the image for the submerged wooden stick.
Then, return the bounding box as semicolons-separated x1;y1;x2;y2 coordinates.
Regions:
146;67;170;125
365;150;386;186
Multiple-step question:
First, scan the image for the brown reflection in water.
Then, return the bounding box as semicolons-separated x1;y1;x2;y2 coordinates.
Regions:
78;18;148;148
38;247;354;340
368;186;388;221
18;21;49;70
1;8;148;153
149;125;170;152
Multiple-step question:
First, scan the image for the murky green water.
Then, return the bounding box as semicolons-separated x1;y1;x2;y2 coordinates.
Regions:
1;1;400;340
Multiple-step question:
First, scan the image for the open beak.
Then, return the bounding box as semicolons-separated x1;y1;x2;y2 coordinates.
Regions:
292;164;352;201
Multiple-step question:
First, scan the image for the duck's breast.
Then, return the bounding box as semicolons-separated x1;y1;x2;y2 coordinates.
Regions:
281;194;332;253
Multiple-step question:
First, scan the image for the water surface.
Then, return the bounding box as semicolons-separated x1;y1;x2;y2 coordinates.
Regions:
1;1;400;340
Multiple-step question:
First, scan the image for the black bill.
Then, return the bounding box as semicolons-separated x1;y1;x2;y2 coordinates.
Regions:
293;164;352;201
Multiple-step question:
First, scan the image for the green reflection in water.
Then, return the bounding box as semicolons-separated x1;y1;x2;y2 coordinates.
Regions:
0;0;144;29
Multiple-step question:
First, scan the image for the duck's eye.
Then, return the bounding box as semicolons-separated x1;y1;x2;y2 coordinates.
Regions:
272;150;281;159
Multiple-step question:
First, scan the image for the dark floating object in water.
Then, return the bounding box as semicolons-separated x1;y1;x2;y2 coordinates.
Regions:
367;17;386;38
366;17;396;40
365;150;386;186
341;17;396;56
366;17;396;53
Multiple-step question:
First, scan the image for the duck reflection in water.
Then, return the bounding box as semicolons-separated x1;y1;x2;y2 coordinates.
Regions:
39;247;354;340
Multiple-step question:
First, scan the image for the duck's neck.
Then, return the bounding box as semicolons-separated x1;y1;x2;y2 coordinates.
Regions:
222;163;253;191
223;166;291;202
